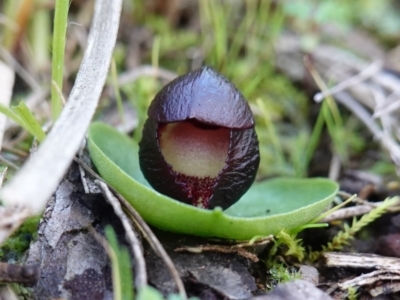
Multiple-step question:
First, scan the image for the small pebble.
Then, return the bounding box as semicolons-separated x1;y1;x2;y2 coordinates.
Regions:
376;233;400;257
299;265;319;285
250;280;333;300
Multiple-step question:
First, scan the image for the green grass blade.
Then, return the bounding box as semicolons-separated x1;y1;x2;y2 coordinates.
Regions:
305;101;326;164
51;0;69;120
208;0;228;69
0;102;46;142
2;0;20;50
256;98;286;167
12;102;46;142
0;103;25;126
199;0;229;69
151;35;161;69
31;0;50;71
136;286;164;300
105;226;134;300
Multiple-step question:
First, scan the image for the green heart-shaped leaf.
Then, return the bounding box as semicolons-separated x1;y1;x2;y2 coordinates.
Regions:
88;122;338;240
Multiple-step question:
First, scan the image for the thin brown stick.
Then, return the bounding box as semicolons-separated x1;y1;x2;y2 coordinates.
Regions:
116;193;187;300
323;191;400;222
0;155;19;170
175;235;273;263
74;158;187;299
340;270;400;290
118;65;177;86
0;262;39;284
175;245;259;262
322;205;376;222
334;91;400;176
337;191;368;205
313;60;382;102
370;281;400;297
95;180;147;290
1;145;29;158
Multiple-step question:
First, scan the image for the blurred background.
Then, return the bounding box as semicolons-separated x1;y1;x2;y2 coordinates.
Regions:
1;0;400;191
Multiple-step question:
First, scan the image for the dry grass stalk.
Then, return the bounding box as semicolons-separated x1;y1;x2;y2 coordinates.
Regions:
0;0;123;215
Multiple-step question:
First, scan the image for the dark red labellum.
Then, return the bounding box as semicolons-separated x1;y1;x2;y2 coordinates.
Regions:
139;66;260;210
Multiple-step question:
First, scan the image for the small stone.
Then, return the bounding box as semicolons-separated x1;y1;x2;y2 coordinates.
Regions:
250;280;333;300
299;265;319;285
376;233;400;258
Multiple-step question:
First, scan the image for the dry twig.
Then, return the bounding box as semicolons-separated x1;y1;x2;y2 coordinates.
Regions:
95;180;147;290
313;60;382;102
338;270;400;290
321;197;400;222
323;252;400;270
175;245;259;262
118;65;177;86
323;252;400;296
370;281;400;297
174;236;273;263
276;34;400;175
116;193;187;300
75;158;187;299
0;262;39;284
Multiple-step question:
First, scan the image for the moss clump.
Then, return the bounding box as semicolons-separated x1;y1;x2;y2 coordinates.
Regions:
0;216;40;261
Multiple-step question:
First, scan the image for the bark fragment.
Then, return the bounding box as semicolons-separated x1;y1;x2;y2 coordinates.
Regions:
26;163;127;300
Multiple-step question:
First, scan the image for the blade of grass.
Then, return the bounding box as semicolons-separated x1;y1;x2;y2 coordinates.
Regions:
136;286;164;300
0;104;26;130
256;98;286;167
51;0;69;120
305;102;326;166
267;2;285;41
225;0;256;64
151;36;161;69
208;0;229;69
31;0;51;72
311;195;357;224
111;59;125;125
12;102;46;142
304;57;348;161
0;101;46;142
2;0;20;51
289;131;309;177
199;0;229;69
105;226;134;300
